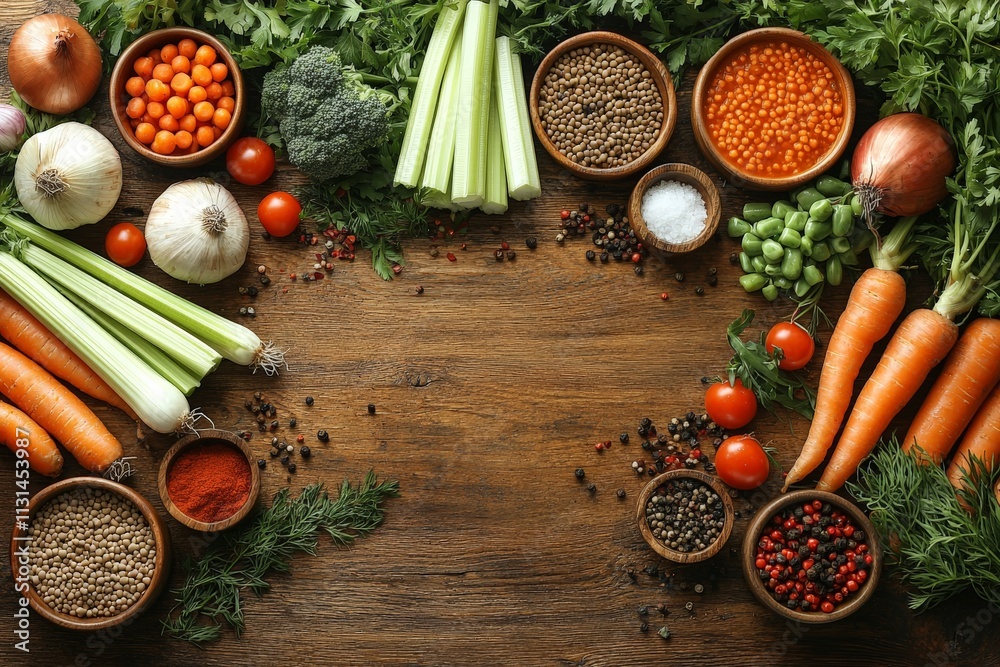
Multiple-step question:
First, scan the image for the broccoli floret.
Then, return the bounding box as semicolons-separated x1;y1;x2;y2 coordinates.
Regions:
260;46;390;182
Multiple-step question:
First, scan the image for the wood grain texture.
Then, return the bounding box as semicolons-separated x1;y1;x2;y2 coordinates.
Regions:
1;3;998;666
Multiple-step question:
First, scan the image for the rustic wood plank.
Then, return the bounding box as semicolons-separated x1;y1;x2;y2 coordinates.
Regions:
1;4;998;666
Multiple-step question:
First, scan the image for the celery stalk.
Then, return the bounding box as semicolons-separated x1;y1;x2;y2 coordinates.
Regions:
495;36;541;200
420;31;464;200
451;0;498;207
481;91;508;215
393;0;469;188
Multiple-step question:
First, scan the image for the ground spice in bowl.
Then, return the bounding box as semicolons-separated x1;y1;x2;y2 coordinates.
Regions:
166;440;252;523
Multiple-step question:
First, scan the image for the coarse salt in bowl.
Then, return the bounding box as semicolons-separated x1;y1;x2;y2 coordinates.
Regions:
628;163;721;255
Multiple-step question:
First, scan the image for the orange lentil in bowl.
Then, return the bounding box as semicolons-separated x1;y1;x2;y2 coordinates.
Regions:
703;41;844;176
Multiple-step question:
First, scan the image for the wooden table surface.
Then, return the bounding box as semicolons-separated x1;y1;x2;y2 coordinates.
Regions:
1;3;998;666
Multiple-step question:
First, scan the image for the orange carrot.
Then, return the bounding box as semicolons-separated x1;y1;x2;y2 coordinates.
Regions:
817;308;959;491
782;268;907;491
0;400;63;476
0;289;137;419
902;318;1000;464
946;382;1000;490
0;341;123;473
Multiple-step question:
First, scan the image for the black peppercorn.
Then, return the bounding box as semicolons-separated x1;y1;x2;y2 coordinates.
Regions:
708;275;718;287
600;251;609;262
694;286;705;295
525;237;537;249
586;250;596;261
620;433;629;444
259;275;271;286
280;455;290;465
247;286;259;297
574;468;585;480
586;483;596;494
269;420;279;430
674;272;684;282
494;249;505;261
729;252;739;263
300;445;311;458
289;418;297;428
257;459;266;469
368;403;376;414
305;396;314;406
269;447;279;458
616;488;626;499
317;429;329;442
640;622;649;633
638;605;649;616
634;265;643;276
288;462;297;473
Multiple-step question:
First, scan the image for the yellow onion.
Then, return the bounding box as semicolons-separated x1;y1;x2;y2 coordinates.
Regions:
7;14;102;115
851;113;956;222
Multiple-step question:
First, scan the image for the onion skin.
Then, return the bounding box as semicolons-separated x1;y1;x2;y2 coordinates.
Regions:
851;113;956;219
7;14;102;115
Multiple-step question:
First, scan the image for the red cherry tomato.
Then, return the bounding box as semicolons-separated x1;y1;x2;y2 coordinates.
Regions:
226;137;276;186
257;191;302;238
705;378;757;429
105;222;146;267
765;322;816;371
715;435;770;490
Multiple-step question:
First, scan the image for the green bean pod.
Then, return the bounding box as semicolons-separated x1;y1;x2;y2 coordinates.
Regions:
810;241;831;262
799;236;814;257
742;233;764;256
772;200;797;220
751;255;768;273
832;205;855;237
761;283;779;301
772;276;793;290
765;263;784;277
743;202;773;223
780;248;803;281
785;211;808;232
808;198;834;222
793;278;812;297
826;255;843;286
803;264;825;286
830;236;852;254
795;187;826;211
804;219;832;241
740;273;768;292
761;239;785;262
739;252;754;274
727;216;752;238
778;228;801;248
754;217;785;239
816;175;851;197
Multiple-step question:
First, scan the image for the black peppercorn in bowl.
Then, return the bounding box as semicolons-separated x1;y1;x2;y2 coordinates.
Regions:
742;490;881;624
636;469;734;564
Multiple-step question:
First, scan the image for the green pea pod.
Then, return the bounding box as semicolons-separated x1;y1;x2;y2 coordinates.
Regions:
826;255;843;286
739;273;768;292
804;219;832;241
785;211;808;232
781;247;803;281
816;175;851;197
754;217;785;239
803;264;825;286
793;277;811;298
739;251;754;273
811;242;831;262
751;255;768;273
795;187;826;211
832;205;855;237
761;239;785;262
851;195;864;218
765;263;784;277
799;236;814;257
743;202;773;223
830;236;852;254
808;198;834;222
772;276;793;290
742;233;764;256
727;216;752;238
772;200;797;220
762;283;779;302
778;228;801;248
838;248;859;266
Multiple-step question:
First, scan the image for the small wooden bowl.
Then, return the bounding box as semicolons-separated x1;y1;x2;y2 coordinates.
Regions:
742;490;882;624
691;27;855;191
628;163;721;256
9;477;172;631
158;429;260;532
637;469;734;564
529;31;677;181
109;27;245;168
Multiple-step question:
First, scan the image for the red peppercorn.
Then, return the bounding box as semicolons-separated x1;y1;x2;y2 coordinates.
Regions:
755;558;767;569
296;434;304;443
560;209;570;219
821;601;835;613
631;252;641;263
661;292;669;300
446;253;457;262
846;580;858;592
595;442;605;452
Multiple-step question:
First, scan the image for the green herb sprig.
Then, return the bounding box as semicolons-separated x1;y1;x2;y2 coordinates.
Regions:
162;473;399;645
848;440;1000;610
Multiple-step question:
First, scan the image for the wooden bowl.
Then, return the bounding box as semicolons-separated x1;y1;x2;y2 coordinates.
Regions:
636;469;734;563
742;490;882;624
628;163;721;255
691;27;855;191
109;27;245;168
9;477;172;631
158;429;260;531
529;31;677;181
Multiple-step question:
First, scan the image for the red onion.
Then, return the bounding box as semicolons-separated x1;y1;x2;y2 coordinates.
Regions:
0;103;27;152
850;113;956;221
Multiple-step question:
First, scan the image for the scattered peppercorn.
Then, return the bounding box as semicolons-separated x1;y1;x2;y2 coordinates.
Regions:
600;251;609;262
288;463;297;474
257;459;266;469
587;483;597;495
634;265;643;276
708;275;718;287
694;286;705;296
317;430;329;442
574;468;585;480
586;250;596;261
694;584;705;594
616;488;627;500
280;455;290;466
661;292;669;301
674;272;684;282
296;434;305;443
300;446;311;458
368;403;376;414
684;602;694;612
305;396;314;406
729;252;739;264
415;285;424;294
620;433;629;444
640;622;649;633
289;418;297;428
525;237;537;249
259;275;271;286
494;249;505;261
658;626;671;640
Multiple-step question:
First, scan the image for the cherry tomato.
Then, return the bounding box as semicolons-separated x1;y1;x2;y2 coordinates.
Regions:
226;137;276;186
715;435;770;490
105;222;146;267
765;322;816;371
705;378;757;429
257;192;302;238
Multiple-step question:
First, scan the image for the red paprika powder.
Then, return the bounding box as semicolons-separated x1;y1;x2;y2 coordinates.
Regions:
166;440;251;523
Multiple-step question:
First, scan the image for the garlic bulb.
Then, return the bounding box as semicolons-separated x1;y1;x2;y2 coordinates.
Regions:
14;122;122;230
145;179;249;285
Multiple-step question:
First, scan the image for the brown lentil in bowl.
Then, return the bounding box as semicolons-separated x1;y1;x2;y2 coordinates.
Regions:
538;43;664;169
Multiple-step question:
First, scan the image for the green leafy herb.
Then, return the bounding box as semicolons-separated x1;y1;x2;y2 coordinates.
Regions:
848;439;1000;610
163;473;399;645
725;309;817;420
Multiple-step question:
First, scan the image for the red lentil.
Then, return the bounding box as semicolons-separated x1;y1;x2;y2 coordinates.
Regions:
704;41;844;176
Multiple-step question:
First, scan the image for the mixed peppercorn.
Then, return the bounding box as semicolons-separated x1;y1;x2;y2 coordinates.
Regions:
644;478;726;553
241;392;333;475
754;499;873;614
556;202;648;267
